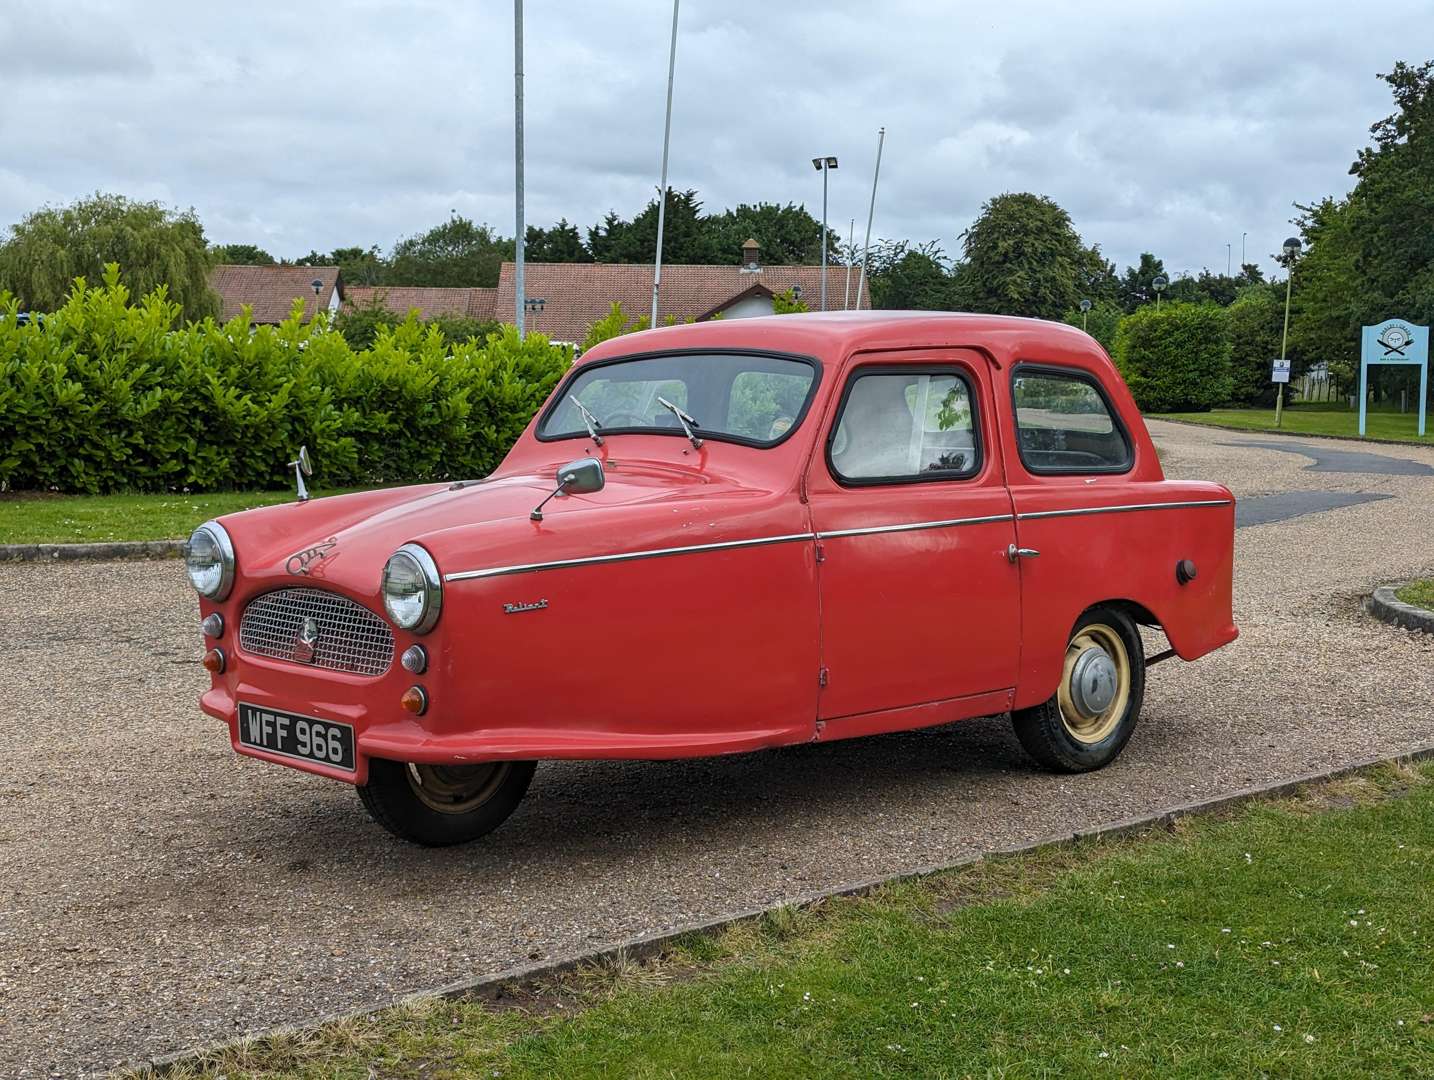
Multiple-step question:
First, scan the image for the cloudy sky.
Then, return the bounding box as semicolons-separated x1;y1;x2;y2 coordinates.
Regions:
4;1;1430;279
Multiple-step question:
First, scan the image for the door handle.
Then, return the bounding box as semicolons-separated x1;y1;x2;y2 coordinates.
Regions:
1005;543;1040;563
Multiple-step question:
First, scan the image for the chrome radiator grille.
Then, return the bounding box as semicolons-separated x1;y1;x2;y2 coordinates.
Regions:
239;588;394;676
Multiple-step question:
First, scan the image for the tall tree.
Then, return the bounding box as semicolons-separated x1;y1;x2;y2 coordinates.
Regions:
0;192;218;320
588;189;715;264
1117;253;1168;312
867;240;958;310
387;214;513;287
955;193;1084;319
1346;59;1434;328
707;202;832;265
525;219;590;262
212;243;275;265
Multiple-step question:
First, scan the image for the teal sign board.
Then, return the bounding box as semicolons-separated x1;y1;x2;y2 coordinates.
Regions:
1359;319;1429;437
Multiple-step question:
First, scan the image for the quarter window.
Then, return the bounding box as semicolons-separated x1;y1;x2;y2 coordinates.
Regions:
1012;368;1131;472
830;370;979;483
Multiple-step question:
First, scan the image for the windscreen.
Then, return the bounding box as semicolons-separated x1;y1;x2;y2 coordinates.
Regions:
540;352;819;447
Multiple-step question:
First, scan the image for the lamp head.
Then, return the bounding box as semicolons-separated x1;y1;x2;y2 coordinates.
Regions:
1283;237;1301;258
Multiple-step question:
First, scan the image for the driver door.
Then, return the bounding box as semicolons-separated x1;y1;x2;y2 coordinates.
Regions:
806;350;1021;723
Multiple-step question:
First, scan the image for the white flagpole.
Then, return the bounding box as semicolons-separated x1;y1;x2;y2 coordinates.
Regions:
650;0;681;327
855;127;885;312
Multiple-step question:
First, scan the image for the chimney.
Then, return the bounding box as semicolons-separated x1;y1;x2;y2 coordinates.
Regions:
740;237;761;273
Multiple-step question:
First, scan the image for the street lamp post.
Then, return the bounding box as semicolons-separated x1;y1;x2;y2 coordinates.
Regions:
1079;297;1092;332
1241;231;1247;269
1226;243;1231;278
1152;274;1168;309
1276;236;1301;429
811;156;838;311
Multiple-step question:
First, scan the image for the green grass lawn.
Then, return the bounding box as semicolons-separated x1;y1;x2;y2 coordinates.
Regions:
0;489;368;545
1397;579;1434;611
1155;404;1434;444
128;762;1434;1079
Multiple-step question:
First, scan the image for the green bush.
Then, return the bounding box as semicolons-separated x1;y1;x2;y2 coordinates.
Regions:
0;265;571;494
1225;284;1287;406
333;296;499;350
1113;303;1232;412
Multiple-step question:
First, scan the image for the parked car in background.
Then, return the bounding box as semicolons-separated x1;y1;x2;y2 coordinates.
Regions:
185;312;1237;845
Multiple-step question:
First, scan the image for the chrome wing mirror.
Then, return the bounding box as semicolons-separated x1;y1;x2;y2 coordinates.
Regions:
288;444;313;502
530;457;604;521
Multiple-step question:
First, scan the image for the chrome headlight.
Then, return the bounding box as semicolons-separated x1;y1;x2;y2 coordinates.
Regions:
381;544;442;634
185;521;235;600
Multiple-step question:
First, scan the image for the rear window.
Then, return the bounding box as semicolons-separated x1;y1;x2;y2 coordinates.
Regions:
1011;367;1131;473
539;352;818;447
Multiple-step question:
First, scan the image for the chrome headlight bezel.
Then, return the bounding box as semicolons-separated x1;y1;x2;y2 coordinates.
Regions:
185;521;236;601
381;543;442;634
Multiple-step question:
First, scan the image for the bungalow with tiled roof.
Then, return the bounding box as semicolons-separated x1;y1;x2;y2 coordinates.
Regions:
344;241;868;343
344;285;498;322
209;264;344;324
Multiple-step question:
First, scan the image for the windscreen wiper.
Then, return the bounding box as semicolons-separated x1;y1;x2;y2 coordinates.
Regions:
569;395;603;446
656;396;703;449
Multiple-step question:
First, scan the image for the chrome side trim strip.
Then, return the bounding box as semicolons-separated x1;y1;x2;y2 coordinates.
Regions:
444;532;815;581
1016;499;1232;521
817;513;1014;540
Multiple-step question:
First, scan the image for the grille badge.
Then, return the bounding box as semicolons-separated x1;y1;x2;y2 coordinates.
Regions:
293;617;320;663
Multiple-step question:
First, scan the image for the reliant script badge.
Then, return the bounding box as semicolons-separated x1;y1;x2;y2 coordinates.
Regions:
293;617;320;663
503;599;549;614
286;538;338;576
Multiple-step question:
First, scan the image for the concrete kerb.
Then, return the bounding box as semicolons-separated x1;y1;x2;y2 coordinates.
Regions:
0;540;183;562
134;737;1434;1075
1367;584;1434;634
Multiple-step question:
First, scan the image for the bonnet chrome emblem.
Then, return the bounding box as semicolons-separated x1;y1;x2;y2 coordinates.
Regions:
293;617;320;662
503;599;549;614
286;538;337;576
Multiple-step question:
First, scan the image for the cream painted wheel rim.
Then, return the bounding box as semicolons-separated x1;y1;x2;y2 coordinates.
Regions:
1056;623;1131;745
406;762;511;814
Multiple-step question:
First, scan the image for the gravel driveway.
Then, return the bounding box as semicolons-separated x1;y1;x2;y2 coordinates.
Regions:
4;420;1433;1078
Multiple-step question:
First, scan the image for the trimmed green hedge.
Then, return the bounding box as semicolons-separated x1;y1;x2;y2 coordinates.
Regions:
1114;302;1232;413
0;266;571;493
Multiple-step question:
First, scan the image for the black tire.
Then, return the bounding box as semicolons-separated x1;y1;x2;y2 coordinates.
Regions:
357;758;536;846
1012;607;1146;773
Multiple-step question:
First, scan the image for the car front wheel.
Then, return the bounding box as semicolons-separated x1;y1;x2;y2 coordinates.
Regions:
1011;608;1145;773
357;758;536;846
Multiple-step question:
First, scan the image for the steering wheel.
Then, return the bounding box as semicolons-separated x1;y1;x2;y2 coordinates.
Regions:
600;410;650;429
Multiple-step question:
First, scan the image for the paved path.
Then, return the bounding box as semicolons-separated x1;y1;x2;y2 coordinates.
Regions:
3;421;1434;1078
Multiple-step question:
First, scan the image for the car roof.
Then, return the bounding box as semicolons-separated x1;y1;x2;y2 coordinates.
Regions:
575;310;1103;369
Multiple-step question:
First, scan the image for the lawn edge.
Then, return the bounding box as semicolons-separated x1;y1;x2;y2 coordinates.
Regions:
1367;584;1434;634
0;539;184;562
130;737;1434;1076
1148;414;1434;448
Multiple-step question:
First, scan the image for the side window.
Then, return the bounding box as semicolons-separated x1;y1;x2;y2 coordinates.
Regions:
830;369;979;483
1012;368;1131;473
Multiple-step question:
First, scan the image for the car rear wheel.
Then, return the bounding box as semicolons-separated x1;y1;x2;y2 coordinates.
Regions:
1011;607;1145;773
357;758;536;846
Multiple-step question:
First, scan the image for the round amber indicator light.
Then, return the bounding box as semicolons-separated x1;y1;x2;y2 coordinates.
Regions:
400;686;429;715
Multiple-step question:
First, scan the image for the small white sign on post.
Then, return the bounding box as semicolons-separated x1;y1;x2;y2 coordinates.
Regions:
1271;358;1291;384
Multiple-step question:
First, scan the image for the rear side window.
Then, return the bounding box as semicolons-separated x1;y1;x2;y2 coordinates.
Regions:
829;369;980;484
1012;367;1131;473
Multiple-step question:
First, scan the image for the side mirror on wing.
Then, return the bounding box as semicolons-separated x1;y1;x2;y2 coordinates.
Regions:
530;457;605;521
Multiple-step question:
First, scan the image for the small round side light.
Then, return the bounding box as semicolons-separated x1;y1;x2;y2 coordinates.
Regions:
202;648;226;674
1176;559;1198;586
400;644;428;674
400;686;429;715
201;613;225;638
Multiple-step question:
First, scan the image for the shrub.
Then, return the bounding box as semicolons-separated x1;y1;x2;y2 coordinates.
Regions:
333;296;498;350
1113;303;1232;412
0;265;571;493
1226;284;1287;406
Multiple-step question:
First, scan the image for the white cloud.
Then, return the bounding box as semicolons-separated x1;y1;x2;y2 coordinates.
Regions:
2;0;1427;278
